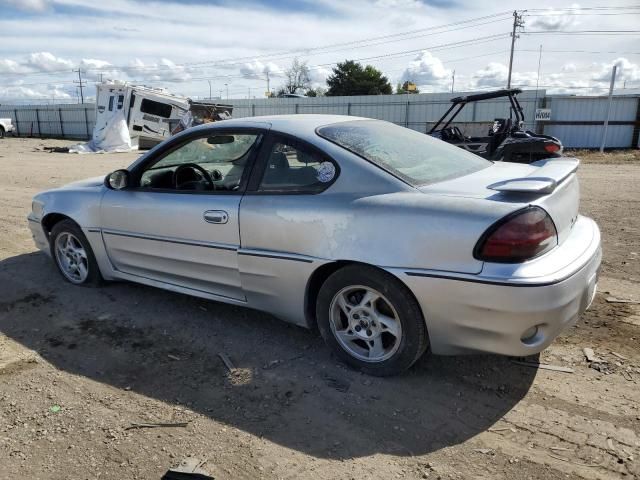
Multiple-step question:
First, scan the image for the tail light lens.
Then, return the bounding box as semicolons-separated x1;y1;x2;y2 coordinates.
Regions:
474;207;557;263
544;143;560;153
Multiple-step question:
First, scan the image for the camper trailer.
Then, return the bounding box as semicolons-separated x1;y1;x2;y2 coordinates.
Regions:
95;81;189;149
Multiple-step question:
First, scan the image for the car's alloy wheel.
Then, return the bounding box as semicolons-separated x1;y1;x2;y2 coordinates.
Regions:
54;232;89;283
49;219;102;286
329;285;402;362
317;265;428;376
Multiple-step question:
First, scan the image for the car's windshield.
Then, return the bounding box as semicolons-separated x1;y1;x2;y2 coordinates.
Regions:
150;134;257;170
317;119;491;186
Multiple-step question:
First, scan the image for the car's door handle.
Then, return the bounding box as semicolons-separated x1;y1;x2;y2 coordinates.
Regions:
203;210;229;224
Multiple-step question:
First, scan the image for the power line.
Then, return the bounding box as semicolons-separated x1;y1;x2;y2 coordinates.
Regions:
525;12;640;16
517;49;640;55
0;12;514;79
13;33;511;88
526;5;640;12
169;12;513;70
523;30;640;35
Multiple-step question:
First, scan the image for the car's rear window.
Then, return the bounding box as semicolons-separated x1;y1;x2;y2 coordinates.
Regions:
317;119;490;186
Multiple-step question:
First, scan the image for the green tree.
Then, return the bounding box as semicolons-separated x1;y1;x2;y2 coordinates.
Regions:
326;60;392;96
306;86;326;97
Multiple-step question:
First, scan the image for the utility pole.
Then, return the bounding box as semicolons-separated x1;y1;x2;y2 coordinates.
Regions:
533;45;543;115
451;69;455;93
225;83;229;99
266;71;270;96
600;65;617;153
207;80;212;99
73;69;86;104
507;10;524;89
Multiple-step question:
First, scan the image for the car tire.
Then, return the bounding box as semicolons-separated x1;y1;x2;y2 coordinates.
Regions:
0;127;5;139
49;219;102;287
316;265;429;376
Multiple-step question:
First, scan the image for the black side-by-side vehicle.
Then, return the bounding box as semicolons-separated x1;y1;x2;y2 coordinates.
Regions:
428;88;563;164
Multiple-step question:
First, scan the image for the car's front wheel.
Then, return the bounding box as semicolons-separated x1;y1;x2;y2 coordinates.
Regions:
49;220;102;286
316;265;428;376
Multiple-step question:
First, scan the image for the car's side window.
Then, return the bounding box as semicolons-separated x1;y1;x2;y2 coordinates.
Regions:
138;133;259;192
258;138;338;193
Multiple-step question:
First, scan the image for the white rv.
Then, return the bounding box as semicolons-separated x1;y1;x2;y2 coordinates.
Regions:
95;81;189;149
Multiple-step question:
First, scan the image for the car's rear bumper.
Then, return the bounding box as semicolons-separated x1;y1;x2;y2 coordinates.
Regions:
28;214;50;255
391;215;601;356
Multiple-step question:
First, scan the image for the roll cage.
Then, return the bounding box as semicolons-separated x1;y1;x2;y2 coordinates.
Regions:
429;88;525;134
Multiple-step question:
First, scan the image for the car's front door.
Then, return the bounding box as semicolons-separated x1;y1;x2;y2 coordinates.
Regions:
100;129;264;301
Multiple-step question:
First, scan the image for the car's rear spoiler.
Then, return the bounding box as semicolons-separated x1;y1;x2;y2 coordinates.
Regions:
488;158;579;194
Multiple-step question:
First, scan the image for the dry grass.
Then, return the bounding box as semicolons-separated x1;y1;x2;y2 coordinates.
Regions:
566;149;640;164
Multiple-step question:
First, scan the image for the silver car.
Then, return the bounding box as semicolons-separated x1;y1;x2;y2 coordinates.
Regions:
28;115;601;376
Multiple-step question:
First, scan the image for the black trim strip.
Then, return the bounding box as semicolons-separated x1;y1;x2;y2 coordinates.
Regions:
238;250;313;263
404;272;572;287
87;228;101;233
405;271;563;287
27;218;40;224
102;230;237;251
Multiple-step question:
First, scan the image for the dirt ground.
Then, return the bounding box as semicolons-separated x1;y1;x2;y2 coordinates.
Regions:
0;138;639;480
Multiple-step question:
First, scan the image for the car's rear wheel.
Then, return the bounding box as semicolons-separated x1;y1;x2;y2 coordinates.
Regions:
0;127;5;139
49;220;102;286
316;265;428;376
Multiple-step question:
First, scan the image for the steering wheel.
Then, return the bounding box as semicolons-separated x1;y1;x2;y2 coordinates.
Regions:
173;163;214;190
452;126;467;141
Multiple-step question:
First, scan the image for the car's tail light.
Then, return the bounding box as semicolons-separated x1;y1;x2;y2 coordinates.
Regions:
474;207;557;263
544;143;560;153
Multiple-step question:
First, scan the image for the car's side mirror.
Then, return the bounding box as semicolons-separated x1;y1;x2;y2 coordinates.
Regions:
105;169;130;190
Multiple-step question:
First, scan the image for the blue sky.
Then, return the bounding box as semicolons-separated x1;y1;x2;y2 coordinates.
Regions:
0;0;638;102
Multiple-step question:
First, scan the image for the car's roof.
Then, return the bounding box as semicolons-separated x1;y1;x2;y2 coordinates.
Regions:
209;114;371;135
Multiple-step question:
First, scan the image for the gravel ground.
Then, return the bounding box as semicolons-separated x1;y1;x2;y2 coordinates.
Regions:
1;138;639;480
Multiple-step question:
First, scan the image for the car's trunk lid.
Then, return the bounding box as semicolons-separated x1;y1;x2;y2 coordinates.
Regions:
420;157;580;246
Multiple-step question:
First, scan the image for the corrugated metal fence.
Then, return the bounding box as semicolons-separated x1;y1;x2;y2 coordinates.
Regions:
2;90;639;148
0;104;95;139
226;90;544;137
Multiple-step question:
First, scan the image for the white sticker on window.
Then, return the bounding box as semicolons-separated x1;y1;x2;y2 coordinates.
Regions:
316;161;336;183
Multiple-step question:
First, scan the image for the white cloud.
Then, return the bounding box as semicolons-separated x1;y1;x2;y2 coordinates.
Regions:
400;51;450;90
25;52;74;72
1;0;638;100
466;60;605;94
528;4;580;31
1;0;50;12
240;60;283;79
0;58;29;74
592;57;640;83
80;58;122;82
374;0;423;9
471;62;508;88
122;58;192;83
308;65;331;86
0;85;72;101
